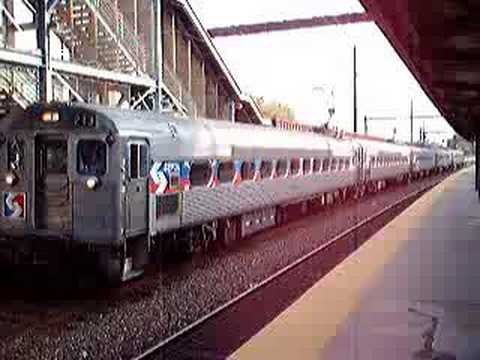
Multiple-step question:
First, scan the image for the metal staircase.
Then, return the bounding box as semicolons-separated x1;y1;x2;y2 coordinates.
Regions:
51;0;147;73
0;0;201;117
50;0;198;116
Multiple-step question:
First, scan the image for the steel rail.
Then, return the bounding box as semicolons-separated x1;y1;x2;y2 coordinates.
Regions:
132;178;443;360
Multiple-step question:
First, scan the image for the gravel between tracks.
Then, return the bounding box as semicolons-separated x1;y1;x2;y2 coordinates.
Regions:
0;174;448;360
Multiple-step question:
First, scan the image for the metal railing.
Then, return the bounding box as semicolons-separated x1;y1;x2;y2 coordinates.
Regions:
0;68;38;108
163;64;197;117
86;0;147;73
51;0;198;117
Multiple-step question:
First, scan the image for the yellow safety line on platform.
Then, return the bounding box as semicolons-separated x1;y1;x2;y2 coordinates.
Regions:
230;169;469;360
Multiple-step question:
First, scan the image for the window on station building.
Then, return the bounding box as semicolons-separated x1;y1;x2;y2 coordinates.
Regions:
345;158;350;170
190;161;211;187
338;158;344;171
313;158;321;173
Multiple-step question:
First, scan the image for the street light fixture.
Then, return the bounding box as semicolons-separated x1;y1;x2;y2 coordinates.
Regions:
312;85;335;127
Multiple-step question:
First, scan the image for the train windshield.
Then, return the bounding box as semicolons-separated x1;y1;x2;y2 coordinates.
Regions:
77;140;107;176
45;140;67;174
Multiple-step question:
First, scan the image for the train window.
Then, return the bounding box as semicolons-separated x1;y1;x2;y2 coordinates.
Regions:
345;158;350;170
330;158;338;172
261;160;272;179
128;143;149;179
44;140;67;174
77;140;106;176
300;159;310;175
130;144;139;178
322;158;330;172
190;161;211;187
241;161;254;180
140;145;149;177
290;158;300;175
313;158;321;173
219;161;234;183
276;159;287;177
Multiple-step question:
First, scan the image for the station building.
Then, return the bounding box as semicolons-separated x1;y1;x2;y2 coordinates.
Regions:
0;0;263;124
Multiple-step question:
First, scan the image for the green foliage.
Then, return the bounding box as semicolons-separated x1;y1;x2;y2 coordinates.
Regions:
252;96;295;121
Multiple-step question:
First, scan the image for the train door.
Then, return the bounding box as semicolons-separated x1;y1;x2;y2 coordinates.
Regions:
126;140;149;236
35;135;72;232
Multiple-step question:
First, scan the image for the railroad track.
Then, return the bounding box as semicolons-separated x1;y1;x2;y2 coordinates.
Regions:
133;179;441;360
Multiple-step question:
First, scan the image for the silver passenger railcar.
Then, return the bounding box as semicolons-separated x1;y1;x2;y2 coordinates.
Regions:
0;103;464;284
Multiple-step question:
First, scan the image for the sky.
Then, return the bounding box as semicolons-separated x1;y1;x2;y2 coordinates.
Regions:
189;0;455;144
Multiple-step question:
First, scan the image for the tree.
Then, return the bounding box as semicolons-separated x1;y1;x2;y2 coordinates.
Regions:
447;135;474;155
252;96;295;121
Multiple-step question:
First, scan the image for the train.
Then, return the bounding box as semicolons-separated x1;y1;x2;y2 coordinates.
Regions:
0;103;466;284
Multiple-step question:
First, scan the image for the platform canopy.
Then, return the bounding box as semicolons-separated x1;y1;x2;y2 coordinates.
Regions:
360;0;480;140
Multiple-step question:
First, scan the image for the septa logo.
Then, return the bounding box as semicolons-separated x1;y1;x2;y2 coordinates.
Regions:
3;192;26;219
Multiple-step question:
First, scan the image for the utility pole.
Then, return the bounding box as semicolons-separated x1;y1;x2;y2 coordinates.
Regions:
353;45;358;133
153;0;163;111
363;116;396;137
422;120;426;143
410;98;413;144
37;0;52;102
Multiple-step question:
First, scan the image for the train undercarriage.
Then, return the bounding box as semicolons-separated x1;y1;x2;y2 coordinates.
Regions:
0;166;460;286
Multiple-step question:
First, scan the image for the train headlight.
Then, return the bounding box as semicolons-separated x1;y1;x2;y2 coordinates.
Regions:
41;111;60;123
86;177;99;190
5;173;16;186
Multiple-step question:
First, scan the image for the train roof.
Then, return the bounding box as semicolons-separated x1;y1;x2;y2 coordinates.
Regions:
352;138;412;157
70;104;355;160
5;103;462;161
11;103;357;161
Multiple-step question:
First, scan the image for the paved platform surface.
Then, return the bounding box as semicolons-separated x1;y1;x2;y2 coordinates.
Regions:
231;167;480;360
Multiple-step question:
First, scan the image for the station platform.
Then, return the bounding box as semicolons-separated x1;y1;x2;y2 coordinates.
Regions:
231;167;480;360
